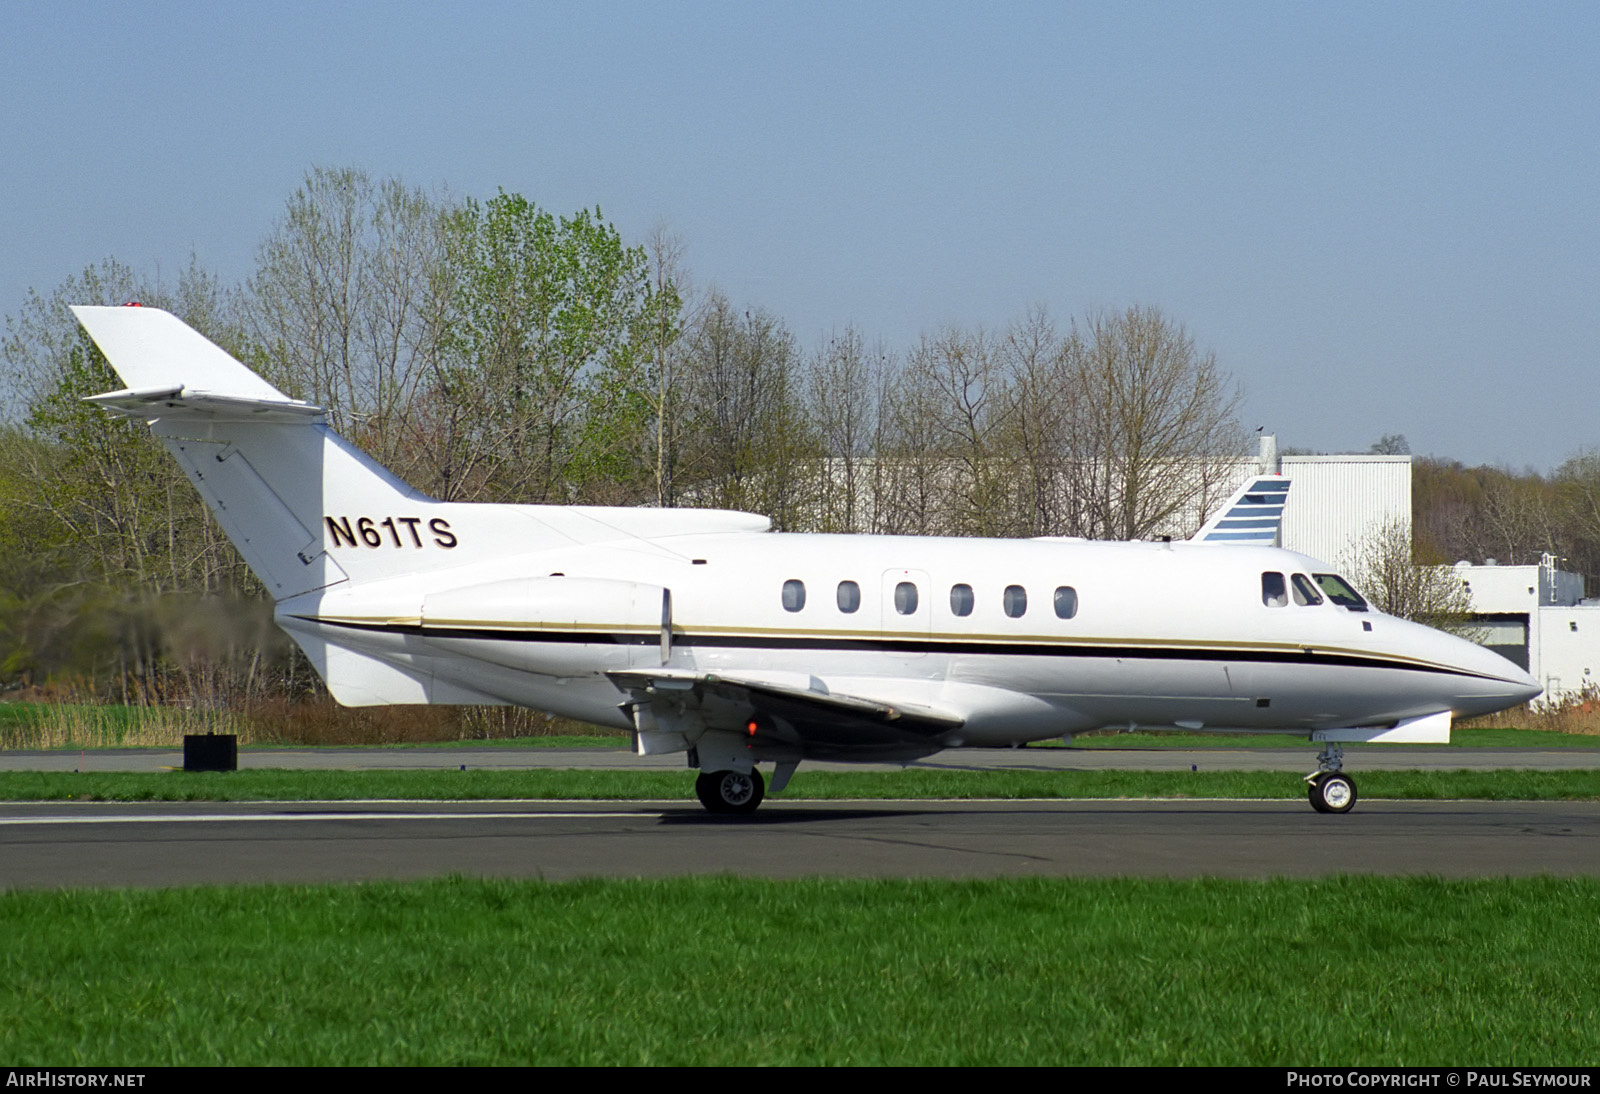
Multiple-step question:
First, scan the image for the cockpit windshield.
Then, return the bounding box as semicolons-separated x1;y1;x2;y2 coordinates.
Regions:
1313;573;1369;611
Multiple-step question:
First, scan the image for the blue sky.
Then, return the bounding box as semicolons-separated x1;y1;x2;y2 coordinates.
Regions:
4;1;1596;470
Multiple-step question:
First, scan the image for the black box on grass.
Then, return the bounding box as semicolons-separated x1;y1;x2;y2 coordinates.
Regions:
184;733;237;772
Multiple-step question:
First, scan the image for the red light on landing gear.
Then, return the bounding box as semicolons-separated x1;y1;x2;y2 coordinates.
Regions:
745;719;759;737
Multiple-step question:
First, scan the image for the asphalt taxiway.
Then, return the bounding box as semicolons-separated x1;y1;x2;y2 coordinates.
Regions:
2;743;1595;888
2;798;1597;888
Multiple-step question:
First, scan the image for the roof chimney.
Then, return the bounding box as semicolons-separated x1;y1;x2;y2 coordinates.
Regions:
1259;433;1279;474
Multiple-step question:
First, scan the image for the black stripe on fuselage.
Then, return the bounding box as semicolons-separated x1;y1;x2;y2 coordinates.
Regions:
298;616;1505;681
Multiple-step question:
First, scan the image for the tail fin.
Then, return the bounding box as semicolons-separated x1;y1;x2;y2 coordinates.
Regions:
75;305;774;608
1190;473;1291;545
73;304;431;600
74;306;775;708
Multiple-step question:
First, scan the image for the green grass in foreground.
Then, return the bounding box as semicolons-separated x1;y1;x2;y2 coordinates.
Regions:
2;767;1596;802
3;876;1596;1065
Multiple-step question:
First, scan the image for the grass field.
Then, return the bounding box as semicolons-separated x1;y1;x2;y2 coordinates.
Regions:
0;700;614;749
2;766;1596;803
3;875;1596;1065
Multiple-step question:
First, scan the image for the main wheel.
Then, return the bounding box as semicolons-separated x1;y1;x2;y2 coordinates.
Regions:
695;769;766;815
1308;772;1357;814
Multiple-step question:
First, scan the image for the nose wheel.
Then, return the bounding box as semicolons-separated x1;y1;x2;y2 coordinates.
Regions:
1305;742;1357;814
696;768;766;814
1307;771;1357;813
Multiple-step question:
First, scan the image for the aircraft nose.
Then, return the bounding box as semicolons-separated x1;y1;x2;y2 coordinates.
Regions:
1505;664;1542;706
1445;635;1542;716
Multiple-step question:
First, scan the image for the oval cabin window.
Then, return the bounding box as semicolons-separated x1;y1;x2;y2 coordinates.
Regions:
1003;585;1028;618
782;579;806;612
950;584;974;617
837;580;861;613
894;581;919;615
1053;586;1078;619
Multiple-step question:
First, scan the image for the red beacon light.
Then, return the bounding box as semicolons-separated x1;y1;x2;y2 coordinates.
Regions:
123;301;143;307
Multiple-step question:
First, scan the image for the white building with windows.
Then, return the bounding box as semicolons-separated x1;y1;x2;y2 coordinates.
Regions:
1446;556;1599;703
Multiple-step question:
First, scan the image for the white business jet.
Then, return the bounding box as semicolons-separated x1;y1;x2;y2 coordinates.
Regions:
74;305;1539;815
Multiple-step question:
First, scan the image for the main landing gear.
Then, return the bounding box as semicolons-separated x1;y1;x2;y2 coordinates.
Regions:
695;768;766;815
1305;743;1357;814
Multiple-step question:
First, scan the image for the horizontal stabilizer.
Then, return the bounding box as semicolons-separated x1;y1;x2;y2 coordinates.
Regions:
71;305;290;401
85;386;325;422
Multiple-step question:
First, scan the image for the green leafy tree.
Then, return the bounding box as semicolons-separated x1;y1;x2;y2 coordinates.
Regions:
439;193;673;503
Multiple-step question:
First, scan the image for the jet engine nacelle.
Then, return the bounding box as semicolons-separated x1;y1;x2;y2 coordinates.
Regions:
420;576;671;675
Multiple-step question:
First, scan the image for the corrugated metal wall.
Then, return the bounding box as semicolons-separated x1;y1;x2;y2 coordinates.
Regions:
1278;455;1411;566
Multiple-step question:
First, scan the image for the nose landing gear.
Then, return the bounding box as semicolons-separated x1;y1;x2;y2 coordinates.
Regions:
1305;743;1357;814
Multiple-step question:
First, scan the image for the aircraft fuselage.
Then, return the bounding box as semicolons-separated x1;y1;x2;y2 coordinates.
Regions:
283;529;1537;758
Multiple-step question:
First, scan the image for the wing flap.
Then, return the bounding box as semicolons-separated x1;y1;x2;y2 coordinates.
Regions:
608;668;964;760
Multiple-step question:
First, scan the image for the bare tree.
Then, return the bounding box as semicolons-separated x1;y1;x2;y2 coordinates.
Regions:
1369;433;1411;455
1060;306;1246;540
873;340;956;536
1556;450;1600;586
676;293;815;526
1344;519;1481;638
1000;305;1075;536
804;326;884;533
1473;472;1561;567
245;166;455;487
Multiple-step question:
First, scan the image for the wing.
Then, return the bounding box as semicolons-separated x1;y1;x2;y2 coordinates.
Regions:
607;668;965;762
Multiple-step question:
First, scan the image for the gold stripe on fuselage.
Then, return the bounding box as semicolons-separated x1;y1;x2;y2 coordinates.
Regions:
308;614;1482;678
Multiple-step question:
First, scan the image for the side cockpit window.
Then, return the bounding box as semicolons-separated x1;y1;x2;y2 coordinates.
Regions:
1313;573;1369;612
1261;572;1288;607
1291;574;1324;606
